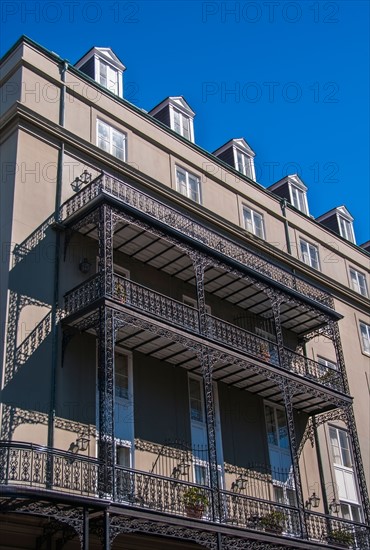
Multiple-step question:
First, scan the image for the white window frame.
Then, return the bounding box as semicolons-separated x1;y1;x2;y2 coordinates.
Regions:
300;239;320;270
338;215;355;243
175;166;201;203
96;119;126;161
97;58;120;95
329;426;360;507
170;106;194;141
359;321;370;355
243;206;265;239
317;356;337;370
289;183;309;214
234;149;256;180
349;268;368;297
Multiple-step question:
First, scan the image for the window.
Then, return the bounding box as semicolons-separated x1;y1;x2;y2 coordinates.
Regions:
97;120;126;161
172;108;191;140
349;268;368;296
359;322;370;354
290;184;308;214
329;427;360;508
98;59;119;94
115;354;129;400
338;216;355;243
189;377;204;423
243;207;265;239
265;404;289;450
235;150;255;180
176;166;201;203
300;239;320;270
329;427;352;468
317;357;337;370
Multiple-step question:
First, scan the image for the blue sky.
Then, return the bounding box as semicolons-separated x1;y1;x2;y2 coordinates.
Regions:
1;0;369;245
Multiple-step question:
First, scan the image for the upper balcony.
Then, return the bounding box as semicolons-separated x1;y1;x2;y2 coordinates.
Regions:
57;173;336;314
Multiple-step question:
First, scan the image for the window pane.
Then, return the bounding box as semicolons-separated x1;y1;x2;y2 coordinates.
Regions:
254;212;264;238
173;110;181;133
189;378;204;422
116;445;130;467
182;116;190;139
360;323;370;353
115;355;129;399
338;430;352;467
188;175;199;201
276;409;289;449
195;464;208;485
329;427;342;465
265;405;277;446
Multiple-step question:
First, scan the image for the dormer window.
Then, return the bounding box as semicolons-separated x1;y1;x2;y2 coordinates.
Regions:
213;138;256;181
316;206;356;244
98;59;119;95
172;108;191;140
268;175;309;215
338;215;355;243
149;97;195;142
235;149;255;180
75;47;125;98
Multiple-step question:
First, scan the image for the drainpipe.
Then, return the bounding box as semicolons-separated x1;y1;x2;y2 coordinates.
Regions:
280;199;292;255
47;60;68;451
313;416;330;516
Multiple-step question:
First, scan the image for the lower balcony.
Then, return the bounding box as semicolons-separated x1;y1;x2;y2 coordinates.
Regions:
1;442;368;549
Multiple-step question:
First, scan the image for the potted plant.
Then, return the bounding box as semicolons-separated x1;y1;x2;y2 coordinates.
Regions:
260;510;286;534
183;486;208;519
259;343;270;362
326;528;354;548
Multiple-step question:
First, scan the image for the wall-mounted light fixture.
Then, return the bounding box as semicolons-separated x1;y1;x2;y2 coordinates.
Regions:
71;169;92;192
79;258;92;274
305;492;320;509
68;434;89;454
231;476;247;493
329;497;340;515
172;458;190;479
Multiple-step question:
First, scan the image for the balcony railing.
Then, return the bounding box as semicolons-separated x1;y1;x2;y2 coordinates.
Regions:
63;275;344;392
59;173;334;309
1;443;368;548
113;274;199;332
0;441;98;497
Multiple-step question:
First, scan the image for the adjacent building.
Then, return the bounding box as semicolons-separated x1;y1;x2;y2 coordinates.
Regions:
0;36;369;550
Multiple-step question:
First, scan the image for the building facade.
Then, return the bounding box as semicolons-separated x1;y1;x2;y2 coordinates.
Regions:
0;37;369;549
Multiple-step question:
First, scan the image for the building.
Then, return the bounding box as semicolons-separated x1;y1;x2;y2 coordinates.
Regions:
0;36;369;550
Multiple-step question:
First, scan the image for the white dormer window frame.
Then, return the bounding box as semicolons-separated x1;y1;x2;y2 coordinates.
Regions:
234;148;256;180
170;106;194;142
288;182;309;215
97;57;120;95
338;214;355;243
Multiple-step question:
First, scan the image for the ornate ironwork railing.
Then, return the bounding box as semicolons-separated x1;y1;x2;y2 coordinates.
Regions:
115;466;212;520
305;510;370;549
221;490;301;537
64;274;101;316
207;315;280;365
59;173;334;309
113;274;199;332
63;276;343;392
0;441;99;497
1;442;369;547
283;349;343;391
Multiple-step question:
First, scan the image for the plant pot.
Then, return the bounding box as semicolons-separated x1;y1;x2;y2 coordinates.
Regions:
185;503;204;519
326;540;349;548
264;526;283;535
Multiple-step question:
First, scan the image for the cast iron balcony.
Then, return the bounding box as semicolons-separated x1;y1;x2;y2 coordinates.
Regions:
63;275;344;393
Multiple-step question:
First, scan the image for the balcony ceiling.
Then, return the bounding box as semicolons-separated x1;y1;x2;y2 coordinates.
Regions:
72;313;338;415
79;219;327;336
